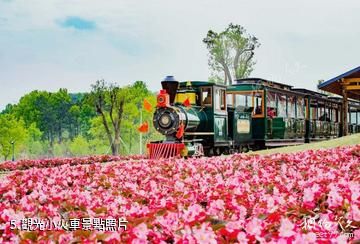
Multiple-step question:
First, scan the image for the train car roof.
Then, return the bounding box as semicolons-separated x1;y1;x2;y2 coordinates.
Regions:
291;88;328;98
234;78;293;90
178;81;227;88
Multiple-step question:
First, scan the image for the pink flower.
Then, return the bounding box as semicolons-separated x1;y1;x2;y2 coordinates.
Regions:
278;218;295;238
246;218;262;236
3;189;16;200
334;234;349;244
156;212;180;232
59;233;74;244
354;229;360;240
303;232;317;243
133;223;149;240
192;223;217;244
327;186;343;208
104;232;120;242
349;181;360;202
303;188;314;202
225;220;243;232
237;231;248;243
311;184;320;193
183;204;205;223
207;199;225;215
351;205;360;221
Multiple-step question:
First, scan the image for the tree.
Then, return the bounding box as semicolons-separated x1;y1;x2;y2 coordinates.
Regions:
88;80;126;156
203;23;260;85
87;80;160;156
69;135;91;156
0;114;28;160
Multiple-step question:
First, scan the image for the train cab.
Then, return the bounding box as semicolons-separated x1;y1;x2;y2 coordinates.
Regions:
174;81;231;155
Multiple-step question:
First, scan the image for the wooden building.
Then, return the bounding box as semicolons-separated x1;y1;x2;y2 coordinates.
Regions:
318;66;360;135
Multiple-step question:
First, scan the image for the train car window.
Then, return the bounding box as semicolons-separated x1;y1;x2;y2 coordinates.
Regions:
267;92;277;118
311;105;317;120
351;111;357;124
214;88;226;110
296;97;305;119
288;96;296;118
278;94;287;117
253;92;263;115
331;106;337;122
214;89;220;110
324;106;331;121
318;104;326;121
335;105;339;122
235;93;251;112
220;89;226;110
227;94;233;107
201;87;212;106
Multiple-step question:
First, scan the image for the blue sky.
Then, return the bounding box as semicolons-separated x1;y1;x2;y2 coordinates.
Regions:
0;0;359;109
60;16;96;30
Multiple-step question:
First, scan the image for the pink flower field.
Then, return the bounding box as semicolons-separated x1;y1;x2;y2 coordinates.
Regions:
0;155;146;172
0;146;359;243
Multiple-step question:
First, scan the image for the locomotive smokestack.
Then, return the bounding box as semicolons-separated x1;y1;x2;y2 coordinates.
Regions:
161;75;179;105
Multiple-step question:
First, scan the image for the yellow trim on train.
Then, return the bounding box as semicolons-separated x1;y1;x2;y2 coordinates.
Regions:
175;92;196;104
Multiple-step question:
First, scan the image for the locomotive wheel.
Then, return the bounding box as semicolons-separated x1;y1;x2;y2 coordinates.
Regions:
203;148;214;157
222;147;230;155
239;145;249;153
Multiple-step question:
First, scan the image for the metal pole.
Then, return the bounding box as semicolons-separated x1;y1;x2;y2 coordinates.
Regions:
140;109;143;154
11;141;15;162
129;129;132;154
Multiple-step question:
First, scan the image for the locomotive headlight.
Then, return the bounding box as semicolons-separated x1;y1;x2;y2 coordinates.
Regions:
159;113;171;128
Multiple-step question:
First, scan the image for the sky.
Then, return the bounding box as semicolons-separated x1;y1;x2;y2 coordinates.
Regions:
0;0;359;109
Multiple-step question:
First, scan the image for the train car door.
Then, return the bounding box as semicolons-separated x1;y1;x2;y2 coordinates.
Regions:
213;87;228;146
232;92;253;144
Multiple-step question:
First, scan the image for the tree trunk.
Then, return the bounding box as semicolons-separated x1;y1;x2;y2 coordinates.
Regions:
234;48;254;80
98;109;114;153
233;50;241;76
111;143;119;156
223;64;232;85
111;124;120;156
112;100;124;156
58;123;62;143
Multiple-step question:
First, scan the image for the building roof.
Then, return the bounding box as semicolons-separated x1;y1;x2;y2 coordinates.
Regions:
318;66;360;100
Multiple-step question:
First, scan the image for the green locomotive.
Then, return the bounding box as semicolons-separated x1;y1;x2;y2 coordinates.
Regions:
147;76;360;159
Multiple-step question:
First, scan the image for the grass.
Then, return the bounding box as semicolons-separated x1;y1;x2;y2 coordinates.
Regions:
248;133;360;155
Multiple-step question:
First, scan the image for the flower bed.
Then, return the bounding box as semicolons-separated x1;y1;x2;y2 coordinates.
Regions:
0;155;146;172
0;145;359;243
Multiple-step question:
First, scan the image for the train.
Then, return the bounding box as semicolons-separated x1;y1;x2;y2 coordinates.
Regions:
147;76;360;159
